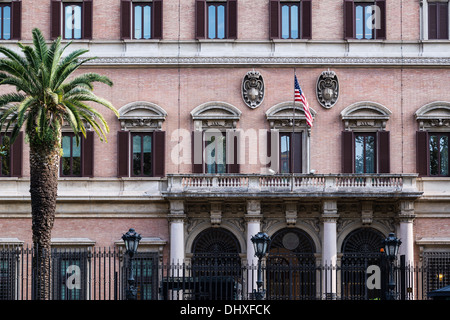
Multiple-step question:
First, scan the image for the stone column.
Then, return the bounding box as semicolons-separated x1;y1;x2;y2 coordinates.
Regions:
168;200;186;264
398;200;416;266
321;200;339;299
245;200;263;295
246;200;262;265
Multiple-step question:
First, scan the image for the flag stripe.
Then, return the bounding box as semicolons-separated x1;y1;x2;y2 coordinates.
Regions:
294;75;313;127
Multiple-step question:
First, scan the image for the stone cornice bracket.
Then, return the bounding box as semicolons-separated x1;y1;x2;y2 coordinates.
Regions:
321;200;339;223
168;200;186;222
285;201;298;226
245;199;263;222
361;201;373;225
398;200;416;223
210;201;222;227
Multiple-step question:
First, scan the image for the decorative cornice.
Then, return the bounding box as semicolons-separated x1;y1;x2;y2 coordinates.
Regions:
85;56;450;67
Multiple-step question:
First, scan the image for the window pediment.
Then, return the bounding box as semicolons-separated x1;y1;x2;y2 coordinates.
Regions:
118;101;167;131
415;101;450;131
266;101;317;130
191;101;241;130
341;101;391;131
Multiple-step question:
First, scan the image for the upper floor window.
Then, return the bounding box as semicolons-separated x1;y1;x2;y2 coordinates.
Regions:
344;0;386;40
51;0;92;40
269;0;311;39
0;4;11;40
354;132;376;173
131;132;153;176
134;3;152;39
120;0;163;40
61;133;81;176
429;133;449;176
416;102;450;177
281;2;300;39
60;131;94;177
428;1;449;40
117;101;167;178
195;0;237;40
0;1;21;40
63;3;82;39
0;132;23;177
265;102;315;174
207;2;226;39
340;101;392;174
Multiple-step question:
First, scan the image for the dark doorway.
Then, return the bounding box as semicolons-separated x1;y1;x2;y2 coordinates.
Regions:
191;228;241;300
266;228;316;299
341;227;385;300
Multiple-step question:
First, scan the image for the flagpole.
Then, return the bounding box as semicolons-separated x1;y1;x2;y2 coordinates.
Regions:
292;68;296;189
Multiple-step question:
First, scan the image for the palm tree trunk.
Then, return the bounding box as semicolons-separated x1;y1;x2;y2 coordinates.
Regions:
29;130;61;300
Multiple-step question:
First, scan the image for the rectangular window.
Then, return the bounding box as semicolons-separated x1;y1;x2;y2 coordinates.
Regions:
274;131;302;174
205;132;226;173
133;3;152;39
123;252;158;300
428;1;449;40
132;132;152;177
424;251;450;298
281;2;300;39
63;3;82;39
280;133;291;173
429;133;449;176
344;0;386;40
270;0;311;39
355;3;374;39
207;2;226;39
0;135;11;177
61;133;81;177
0;4;11;40
52;250;87;300
354;133;376;173
0;253;16;300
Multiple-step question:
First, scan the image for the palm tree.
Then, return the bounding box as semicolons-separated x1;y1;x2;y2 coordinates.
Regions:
0;28;118;299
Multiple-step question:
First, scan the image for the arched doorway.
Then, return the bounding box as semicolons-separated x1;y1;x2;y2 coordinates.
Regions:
341;227;386;300
266;228;316;300
190;228;241;300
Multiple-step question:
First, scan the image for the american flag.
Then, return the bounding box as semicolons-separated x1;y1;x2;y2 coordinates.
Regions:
294;75;313;127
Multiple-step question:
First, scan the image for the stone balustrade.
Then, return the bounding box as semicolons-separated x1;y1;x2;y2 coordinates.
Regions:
165;173;421;199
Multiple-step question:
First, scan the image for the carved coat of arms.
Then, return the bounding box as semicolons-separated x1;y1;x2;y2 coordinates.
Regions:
316;70;339;109
242;70;264;109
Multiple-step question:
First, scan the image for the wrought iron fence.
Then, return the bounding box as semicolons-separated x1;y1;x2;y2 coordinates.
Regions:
0;246;448;300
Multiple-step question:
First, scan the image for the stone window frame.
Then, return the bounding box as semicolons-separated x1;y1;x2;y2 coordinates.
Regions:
415;101;450;177
265;101;317;174
420;0;450;40
190;101;242;174
117;101;167;178
340;101;392;174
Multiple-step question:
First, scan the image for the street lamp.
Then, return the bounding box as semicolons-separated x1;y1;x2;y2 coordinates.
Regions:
382;233;402;300
122;228;142;300
251;232;271;300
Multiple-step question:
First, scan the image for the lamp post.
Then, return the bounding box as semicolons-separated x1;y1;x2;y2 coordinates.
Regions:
251;232;271;300
122;228;142;300
382;232;402;300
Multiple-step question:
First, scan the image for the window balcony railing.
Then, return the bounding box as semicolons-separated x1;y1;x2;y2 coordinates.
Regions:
165;173;421;198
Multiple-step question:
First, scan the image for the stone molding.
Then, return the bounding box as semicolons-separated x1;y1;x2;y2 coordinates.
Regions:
85;56;450;67
118;101;167;131
341;101;392;131
415;101;450;131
